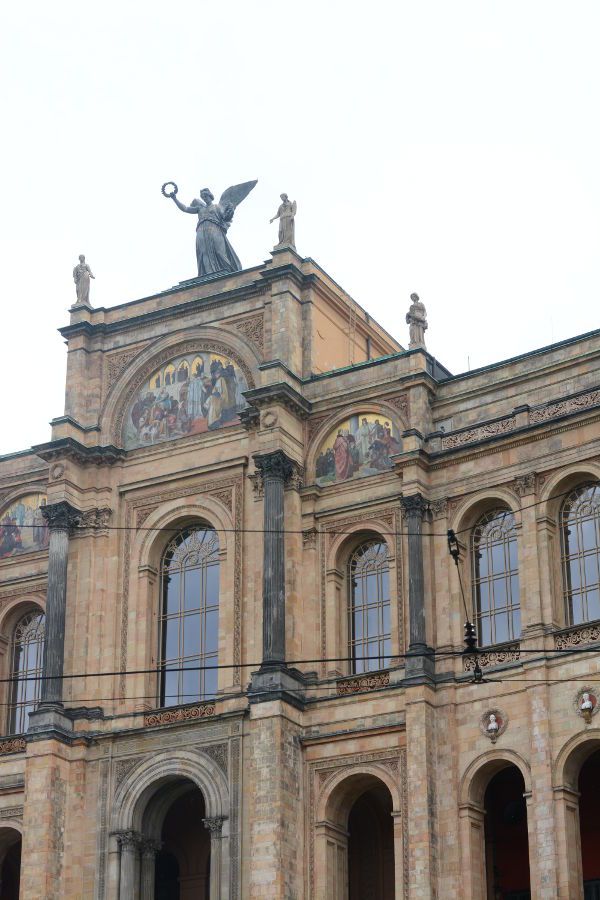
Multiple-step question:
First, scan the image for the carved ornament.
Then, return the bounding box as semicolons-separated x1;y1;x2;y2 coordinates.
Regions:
0;805;23;819
336;670;390;695
400;493;429;519
0;738;26;754
41;501;82;532
555;622;600;650
106;348;144;392
513;472;537;497
253;450;295;483
463;643;520;670
233;313;264;354
574;688;599;724
530;388;600;424
441;417;516;450
203;814;227;835
143;703;215;727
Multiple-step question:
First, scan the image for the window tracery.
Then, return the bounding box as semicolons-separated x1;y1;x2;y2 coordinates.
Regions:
348;541;391;673
561;483;600;625
159;527;220;706
8;610;45;734
471;509;520;646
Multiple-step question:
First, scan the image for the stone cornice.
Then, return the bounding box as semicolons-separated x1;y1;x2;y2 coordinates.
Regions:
32;437;125;467
243;383;312;419
59;277;269;340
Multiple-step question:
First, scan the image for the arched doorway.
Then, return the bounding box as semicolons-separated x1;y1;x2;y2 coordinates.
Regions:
147;780;210;900
484;766;531;899
348;783;394;900
317;770;400;900
579;748;600;898
0;828;22;900
154;783;210;900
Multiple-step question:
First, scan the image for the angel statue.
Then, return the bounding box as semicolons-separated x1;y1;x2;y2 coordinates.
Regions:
162;180;257;277
270;193;297;249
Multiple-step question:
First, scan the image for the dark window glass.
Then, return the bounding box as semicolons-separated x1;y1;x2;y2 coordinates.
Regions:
8;610;45;734
472;510;521;647
159;527;220;706
348;541;391;674
561;484;600;626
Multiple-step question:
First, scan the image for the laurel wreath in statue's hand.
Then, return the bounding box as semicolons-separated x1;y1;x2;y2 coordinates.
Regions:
161;181;178;199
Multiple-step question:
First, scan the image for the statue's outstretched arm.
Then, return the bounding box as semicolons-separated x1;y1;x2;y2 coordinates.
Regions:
172;195;200;214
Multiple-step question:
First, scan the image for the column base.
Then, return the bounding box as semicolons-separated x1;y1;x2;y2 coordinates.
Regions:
27;703;75;743
404;645;436;684
248;664;306;709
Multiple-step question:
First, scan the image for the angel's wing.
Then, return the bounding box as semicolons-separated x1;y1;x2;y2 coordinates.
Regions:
291;200;297;216
219;180;258;210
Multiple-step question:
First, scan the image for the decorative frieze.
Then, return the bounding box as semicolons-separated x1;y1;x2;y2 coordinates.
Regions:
463;643;520;670
74;506;112;536
555;621;600;650
441;417;516;451
0;805;24;819
530;388;600;424
143;703;215;727
0;738;26;755
336;671;390;695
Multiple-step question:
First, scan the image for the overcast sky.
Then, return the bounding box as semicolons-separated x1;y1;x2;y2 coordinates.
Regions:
1;1;599;455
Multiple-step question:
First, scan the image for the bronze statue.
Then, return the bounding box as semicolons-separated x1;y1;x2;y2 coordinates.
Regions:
162;180;257;277
270;193;297;248
72;255;94;306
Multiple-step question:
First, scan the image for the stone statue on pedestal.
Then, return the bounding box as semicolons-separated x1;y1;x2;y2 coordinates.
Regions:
270;194;297;249
73;255;94;306
162;179;257;277
406;293;428;350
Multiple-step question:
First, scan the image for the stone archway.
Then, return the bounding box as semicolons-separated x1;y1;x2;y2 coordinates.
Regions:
110;750;230;900
459;751;532;900
554;732;600;899
315;768;402;900
0;827;22;900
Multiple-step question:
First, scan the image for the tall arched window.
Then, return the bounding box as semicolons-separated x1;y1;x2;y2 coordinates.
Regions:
561;483;600;625
472;509;520;646
160;526;220;707
348;541;391;673
8;610;45;733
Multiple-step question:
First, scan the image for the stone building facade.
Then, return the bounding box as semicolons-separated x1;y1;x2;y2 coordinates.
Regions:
0;245;599;899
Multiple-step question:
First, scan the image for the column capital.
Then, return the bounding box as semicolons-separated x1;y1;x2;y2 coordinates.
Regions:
140;837;162;858
41;500;82;533
400;492;429;519
202;815;227;836
253;449;295;483
114;829;143;850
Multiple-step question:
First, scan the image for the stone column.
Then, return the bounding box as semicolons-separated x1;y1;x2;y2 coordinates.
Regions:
140;838;161;899
254;451;293;667
401;493;434;679
116;830;141;900
40;501;81;705
203;815;226;900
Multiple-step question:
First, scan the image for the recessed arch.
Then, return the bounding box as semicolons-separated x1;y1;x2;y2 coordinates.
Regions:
308;404;405;487
459;748;531;808
449;487;521;537
112;748;229;835
554;728;600;791
100;328;260;448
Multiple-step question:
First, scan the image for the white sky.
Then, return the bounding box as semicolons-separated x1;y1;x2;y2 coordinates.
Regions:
1;1;599;455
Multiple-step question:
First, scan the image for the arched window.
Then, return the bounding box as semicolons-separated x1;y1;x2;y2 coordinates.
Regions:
472;509;520;646
160;526;220;707
348;541;391;673
8;610;45;733
561;483;600;625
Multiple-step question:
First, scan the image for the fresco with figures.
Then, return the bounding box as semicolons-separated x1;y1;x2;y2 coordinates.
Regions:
0;493;48;559
124;351;249;449
315;414;402;486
